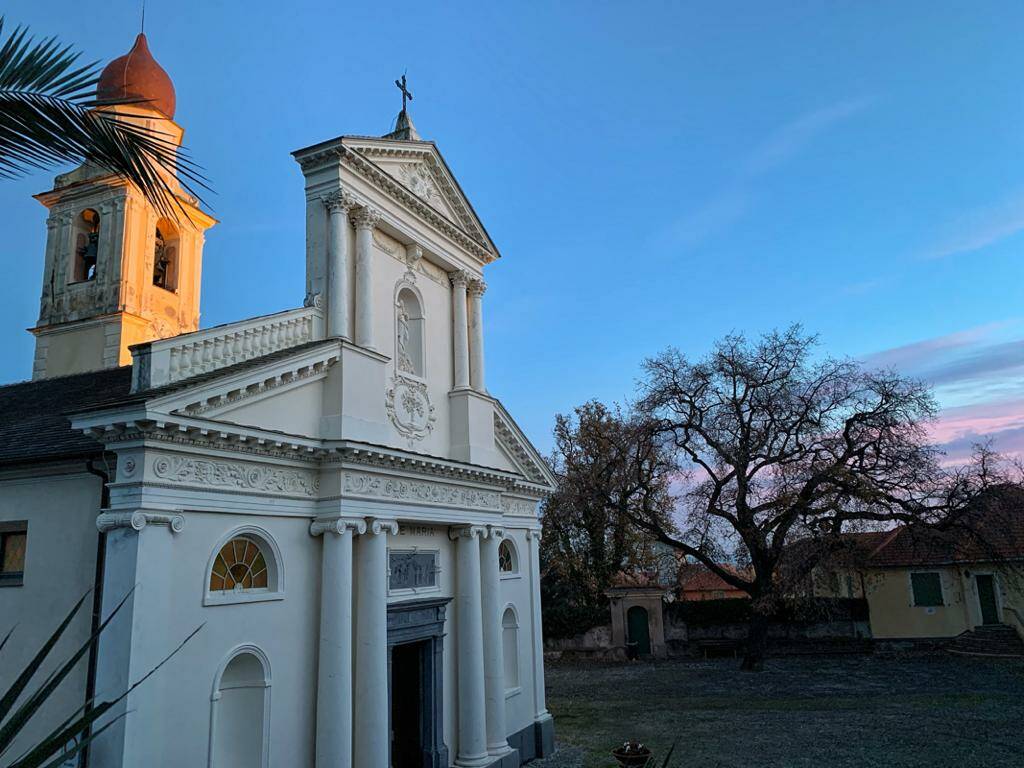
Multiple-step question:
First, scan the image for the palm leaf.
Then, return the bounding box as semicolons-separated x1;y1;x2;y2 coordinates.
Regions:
0;592;88;727
0;17;210;221
0;588;133;755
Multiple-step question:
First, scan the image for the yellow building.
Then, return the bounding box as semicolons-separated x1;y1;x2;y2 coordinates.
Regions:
814;495;1024;652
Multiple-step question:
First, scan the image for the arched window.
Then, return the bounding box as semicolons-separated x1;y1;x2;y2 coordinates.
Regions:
205;528;284;606
72;208;100;282
498;538;518;576
210;647;270;768
395;286;424;377
502;606;520;691
153;219;178;291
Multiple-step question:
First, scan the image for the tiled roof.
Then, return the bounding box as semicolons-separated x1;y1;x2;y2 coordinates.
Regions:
0;367;133;466
866;487;1024;567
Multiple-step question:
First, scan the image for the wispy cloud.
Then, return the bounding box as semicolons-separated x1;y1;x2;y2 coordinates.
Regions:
922;190;1024;260
863;322;1024;460
666;97;873;249
745;97;873;175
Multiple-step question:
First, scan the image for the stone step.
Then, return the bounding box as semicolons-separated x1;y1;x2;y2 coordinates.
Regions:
945;625;1024;658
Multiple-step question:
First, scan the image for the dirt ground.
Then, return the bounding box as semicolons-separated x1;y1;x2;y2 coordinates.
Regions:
530;654;1024;768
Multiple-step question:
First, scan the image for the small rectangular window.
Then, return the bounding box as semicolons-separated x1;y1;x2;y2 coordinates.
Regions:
910;572;943;607
0;522;27;587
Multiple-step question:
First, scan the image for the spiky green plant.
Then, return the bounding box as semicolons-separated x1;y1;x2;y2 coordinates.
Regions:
0;592;201;768
0;17;209;220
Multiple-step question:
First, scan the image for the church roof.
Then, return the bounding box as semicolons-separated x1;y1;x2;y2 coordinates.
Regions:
0;367;132;466
96;33;176;119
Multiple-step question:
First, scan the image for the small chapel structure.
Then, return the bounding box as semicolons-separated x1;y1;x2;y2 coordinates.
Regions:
0;33;555;768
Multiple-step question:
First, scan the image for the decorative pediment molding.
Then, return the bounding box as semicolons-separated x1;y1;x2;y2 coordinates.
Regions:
493;406;555;489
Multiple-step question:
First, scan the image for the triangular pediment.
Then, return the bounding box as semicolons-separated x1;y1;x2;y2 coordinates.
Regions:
341;137;498;260
493;402;556;489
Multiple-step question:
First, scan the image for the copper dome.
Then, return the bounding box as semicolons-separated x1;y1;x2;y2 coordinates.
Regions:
96;34;176;119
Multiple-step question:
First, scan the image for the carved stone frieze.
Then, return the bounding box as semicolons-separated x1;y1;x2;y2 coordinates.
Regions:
501;497;537;517
342;471;502;512
152;455;319;497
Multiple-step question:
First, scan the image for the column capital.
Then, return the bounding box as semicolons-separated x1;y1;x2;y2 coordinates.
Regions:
310;515;367;537
351;206;382;230
525;528;542;541
449;524;488;541
366;518;399;536
96;510;184;534
449;269;471;289
323;190;358;213
487;525;505;540
467;278;487;298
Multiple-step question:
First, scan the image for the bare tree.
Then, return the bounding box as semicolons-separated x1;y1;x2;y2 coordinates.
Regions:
629;326;1002;670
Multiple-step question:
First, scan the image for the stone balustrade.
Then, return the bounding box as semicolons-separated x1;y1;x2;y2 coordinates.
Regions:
131;306;325;392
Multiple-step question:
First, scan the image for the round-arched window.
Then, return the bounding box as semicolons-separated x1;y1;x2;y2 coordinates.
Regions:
498;539;517;574
210;536;268;592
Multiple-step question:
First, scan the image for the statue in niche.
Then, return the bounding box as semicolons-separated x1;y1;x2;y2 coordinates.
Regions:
397;299;415;374
153;228;170;289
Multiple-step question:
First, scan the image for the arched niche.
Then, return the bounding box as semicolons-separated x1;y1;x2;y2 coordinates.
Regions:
153;218;179;291
502;605;520;691
209;646;271;768
395;283;425;377
72;208;101;283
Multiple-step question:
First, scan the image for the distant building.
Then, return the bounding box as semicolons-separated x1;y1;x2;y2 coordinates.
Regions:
676;563;749;601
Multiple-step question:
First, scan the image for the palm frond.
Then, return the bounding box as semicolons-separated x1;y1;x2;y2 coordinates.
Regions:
0;17;211;222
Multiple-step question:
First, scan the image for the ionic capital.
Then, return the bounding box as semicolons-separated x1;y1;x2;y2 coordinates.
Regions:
366;518;399;536
96;510;185;534
449;524;488;541
525;528;542;541
487;525;506;539
323;190;357;214
351;206;382;230
448;270;471;289
309;515;367;537
467;278;487;298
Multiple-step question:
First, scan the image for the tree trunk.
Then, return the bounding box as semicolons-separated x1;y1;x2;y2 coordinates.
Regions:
741;607;769;671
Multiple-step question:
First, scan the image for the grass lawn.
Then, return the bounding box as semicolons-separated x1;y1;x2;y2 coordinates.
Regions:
535;655;1024;768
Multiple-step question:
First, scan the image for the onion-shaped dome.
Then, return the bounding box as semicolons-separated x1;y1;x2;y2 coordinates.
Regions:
96;33;175;119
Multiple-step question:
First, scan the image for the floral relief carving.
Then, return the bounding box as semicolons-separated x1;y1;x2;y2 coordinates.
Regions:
342;471;502;511
152;455;319;497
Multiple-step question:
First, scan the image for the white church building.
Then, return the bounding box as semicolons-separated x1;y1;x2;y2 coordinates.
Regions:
0;33;555;768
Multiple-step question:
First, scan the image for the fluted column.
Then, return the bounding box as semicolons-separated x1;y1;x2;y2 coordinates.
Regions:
526;529;549;721
354;517;398;768
311;516;366;768
481;526;511;757
450;270;470;390
450;525;489;767
324;191;355;339
468;278;486;392
352;207;381;349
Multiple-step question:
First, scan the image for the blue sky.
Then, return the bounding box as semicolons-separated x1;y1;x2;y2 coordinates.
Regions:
2;1;1024;457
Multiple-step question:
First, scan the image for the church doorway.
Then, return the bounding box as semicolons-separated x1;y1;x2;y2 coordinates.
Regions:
390;640;426;768
387;597;450;768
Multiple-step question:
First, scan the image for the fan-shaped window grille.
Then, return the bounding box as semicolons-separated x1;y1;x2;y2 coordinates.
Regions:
210;536;269;592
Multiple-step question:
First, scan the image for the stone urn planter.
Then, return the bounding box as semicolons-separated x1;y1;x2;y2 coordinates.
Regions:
612;741;652;767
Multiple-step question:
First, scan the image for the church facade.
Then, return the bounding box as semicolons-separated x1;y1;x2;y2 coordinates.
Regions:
0;34;554;768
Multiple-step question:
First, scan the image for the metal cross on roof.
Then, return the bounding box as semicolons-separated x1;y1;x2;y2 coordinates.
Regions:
395;74;413;112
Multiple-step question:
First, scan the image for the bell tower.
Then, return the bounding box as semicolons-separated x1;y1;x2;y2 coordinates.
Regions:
29;34;215;380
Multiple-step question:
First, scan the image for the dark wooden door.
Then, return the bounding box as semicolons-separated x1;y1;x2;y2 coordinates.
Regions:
976;575;1000;625
627;606;651;656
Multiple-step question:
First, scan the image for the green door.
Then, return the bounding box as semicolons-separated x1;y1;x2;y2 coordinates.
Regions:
626;606;651;656
976;575;1000;625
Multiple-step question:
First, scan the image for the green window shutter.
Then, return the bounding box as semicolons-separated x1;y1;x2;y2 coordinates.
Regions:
911;572;943;607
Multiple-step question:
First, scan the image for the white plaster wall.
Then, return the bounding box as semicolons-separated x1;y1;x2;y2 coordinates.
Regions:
215;378;325;438
0;468;101;757
113;510;320;767
498;528;538;737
